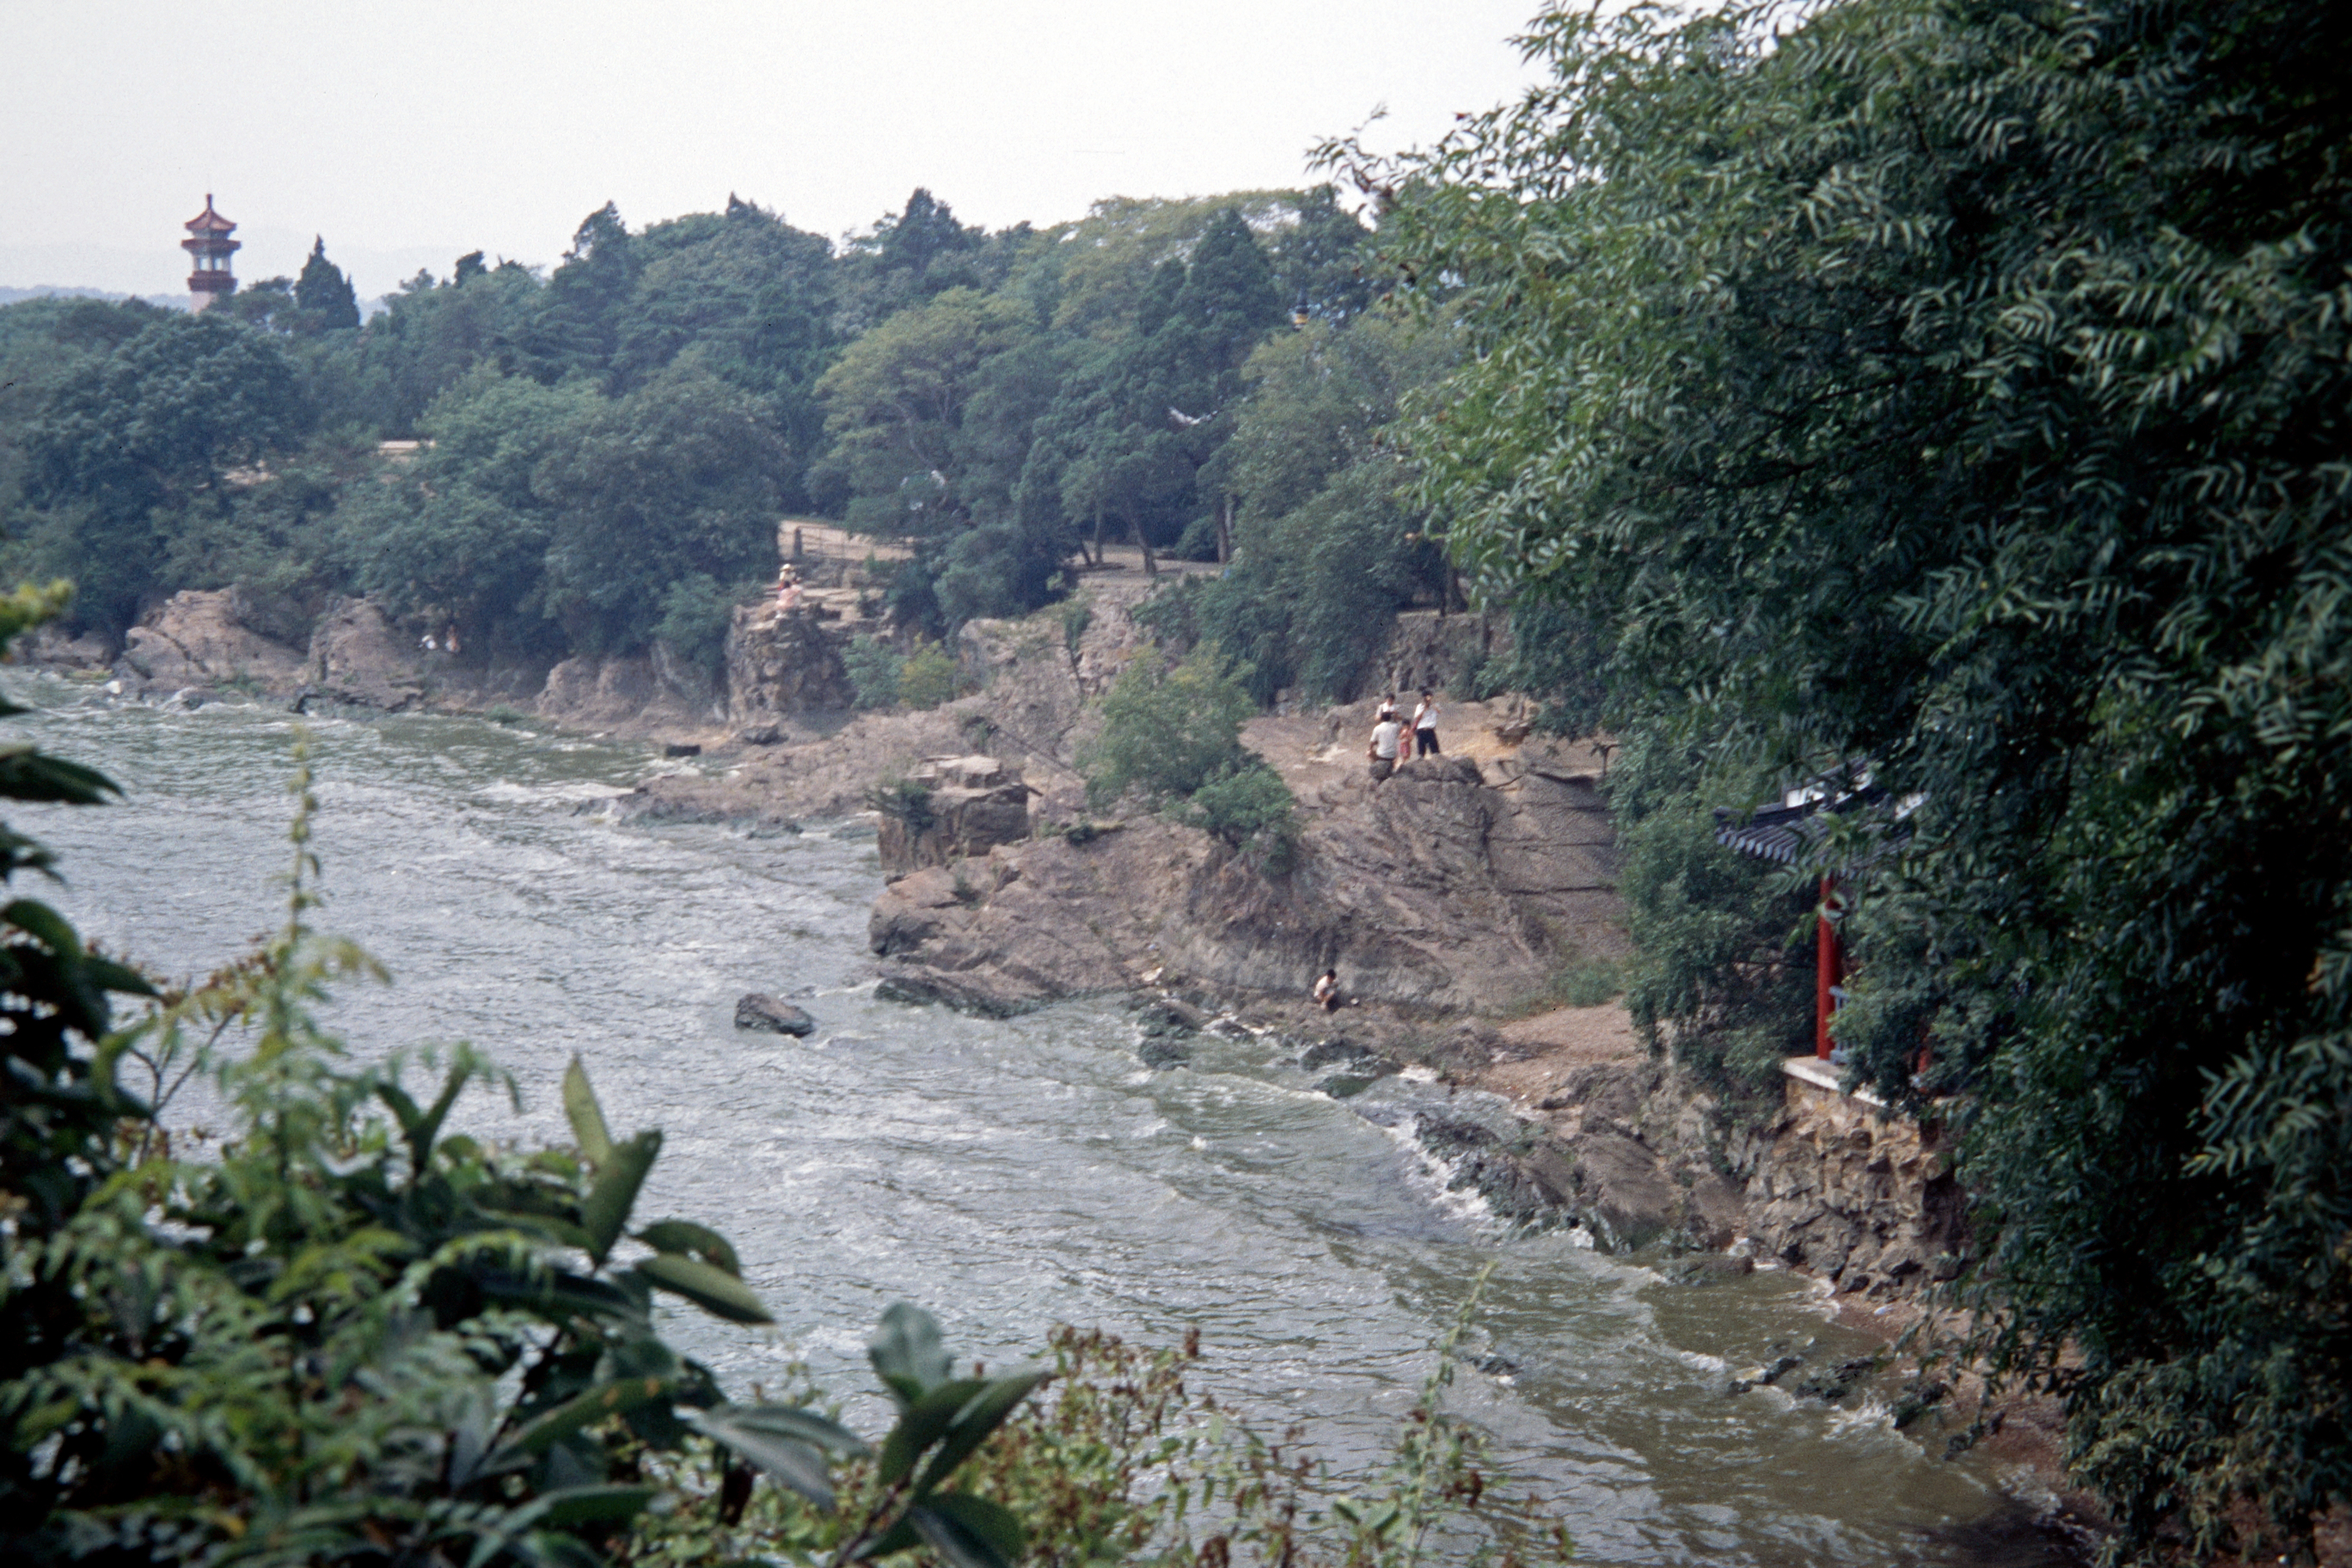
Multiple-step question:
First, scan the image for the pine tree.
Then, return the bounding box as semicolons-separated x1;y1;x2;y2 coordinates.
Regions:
292;236;360;332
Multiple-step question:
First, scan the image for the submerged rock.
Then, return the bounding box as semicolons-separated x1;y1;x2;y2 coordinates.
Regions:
734;993;816;1037
1133;996;1204;1038
1137;1038;1191;1069
1300;1038;1375;1071
1662;1253;1756;1286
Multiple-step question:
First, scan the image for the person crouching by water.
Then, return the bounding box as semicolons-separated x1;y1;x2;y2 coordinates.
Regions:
1313;968;1341;1012
1412;689;1441;755
1369;709;1405;781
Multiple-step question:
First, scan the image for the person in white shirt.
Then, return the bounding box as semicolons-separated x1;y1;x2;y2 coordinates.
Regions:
1368;714;1404;781
1412;689;1442;755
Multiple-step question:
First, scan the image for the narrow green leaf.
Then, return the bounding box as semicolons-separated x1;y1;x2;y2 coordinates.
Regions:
516;1483;663;1528
868;1301;954;1407
713;1402;870;1456
636;1218;743;1277
875;1378;986;1486
407;1059;475;1172
633;1253;772;1325
4;899;82;959
493;1376;670;1461
686;1407;840;1508
581;1130;660;1265
377;1080;425;1141
908;1493;1025;1568
562;1054;613;1166
914;1369;1050;1498
851;1518;922;1562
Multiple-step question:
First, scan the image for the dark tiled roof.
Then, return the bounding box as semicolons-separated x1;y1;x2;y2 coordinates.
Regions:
184;195;236;234
1714;778;1914;871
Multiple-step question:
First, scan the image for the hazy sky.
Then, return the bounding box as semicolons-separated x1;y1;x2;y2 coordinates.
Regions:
3;1;1551;300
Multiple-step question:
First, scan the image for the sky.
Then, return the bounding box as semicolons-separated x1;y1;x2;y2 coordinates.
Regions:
1;0;1553;301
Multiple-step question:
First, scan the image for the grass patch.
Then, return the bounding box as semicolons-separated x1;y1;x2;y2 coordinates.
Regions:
1500;956;1626;1017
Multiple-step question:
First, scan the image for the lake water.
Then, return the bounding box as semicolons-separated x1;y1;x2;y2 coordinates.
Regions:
9;682;2067;1568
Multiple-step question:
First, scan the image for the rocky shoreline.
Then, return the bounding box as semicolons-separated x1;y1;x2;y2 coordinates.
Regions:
23;573;2101;1551
25;578;1969;1284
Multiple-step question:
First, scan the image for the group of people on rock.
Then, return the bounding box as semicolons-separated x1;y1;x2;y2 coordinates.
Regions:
1366;689;1442;782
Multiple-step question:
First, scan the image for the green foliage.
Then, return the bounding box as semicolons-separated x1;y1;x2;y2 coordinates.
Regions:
1182;315;1458;703
337;369;597;658
867;775;936;836
844;634;905;711
652;573;747;683
633;1277;1569;1568
1608;732;1813;1110
0;185;1397;670
535;364;784;656
13;309;312;633
1177;761;1300;873
293;236;362;334
1079;646;1259;811
896;639;963;710
1360;0;2352;1553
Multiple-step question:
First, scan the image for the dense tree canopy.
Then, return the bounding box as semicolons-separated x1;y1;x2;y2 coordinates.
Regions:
1358;0;2352;1555
0;181;1433;685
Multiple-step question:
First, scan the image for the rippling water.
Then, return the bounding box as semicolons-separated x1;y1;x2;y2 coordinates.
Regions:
9;682;2066;1568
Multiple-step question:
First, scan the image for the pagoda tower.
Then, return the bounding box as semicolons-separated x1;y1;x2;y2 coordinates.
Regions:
182;195;240;309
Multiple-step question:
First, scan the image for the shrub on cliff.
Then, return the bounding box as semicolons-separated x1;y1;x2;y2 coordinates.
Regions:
1079;645;1257;811
844;634;903;709
1179;759;1300;873
897;639;963;709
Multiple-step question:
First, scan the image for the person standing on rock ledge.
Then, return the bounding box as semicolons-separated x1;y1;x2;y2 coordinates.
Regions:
1369;711;1404;782
1412;689;1442;756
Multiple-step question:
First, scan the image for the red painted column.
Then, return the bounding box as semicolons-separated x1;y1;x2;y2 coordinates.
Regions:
1816;875;1843;1060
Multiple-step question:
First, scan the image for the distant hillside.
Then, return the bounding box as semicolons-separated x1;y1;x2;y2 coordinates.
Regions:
0;285;187;310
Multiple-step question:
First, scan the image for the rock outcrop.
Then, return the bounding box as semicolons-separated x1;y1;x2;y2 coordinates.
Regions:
305;596;431;710
868;724;1626;1020
536;652;716;734
726;603;856;727
875;756;1033;873
116;590;308;694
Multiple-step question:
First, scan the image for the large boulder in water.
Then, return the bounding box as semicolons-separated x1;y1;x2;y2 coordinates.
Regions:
735;993;816;1036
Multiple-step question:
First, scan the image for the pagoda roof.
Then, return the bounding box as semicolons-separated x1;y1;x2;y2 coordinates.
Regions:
1714;772;1917;872
184;195;236;234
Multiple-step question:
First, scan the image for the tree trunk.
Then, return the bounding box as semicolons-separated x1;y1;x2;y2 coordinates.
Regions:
1089;511;1105;568
1129;512;1157;577
1216;495;1233;565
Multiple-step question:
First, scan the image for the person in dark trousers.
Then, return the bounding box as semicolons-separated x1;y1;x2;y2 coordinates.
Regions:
1412;689;1442;755
1313;969;1341;1011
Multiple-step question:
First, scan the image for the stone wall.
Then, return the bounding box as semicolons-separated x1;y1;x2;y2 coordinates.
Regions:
1729;1065;1969;1297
